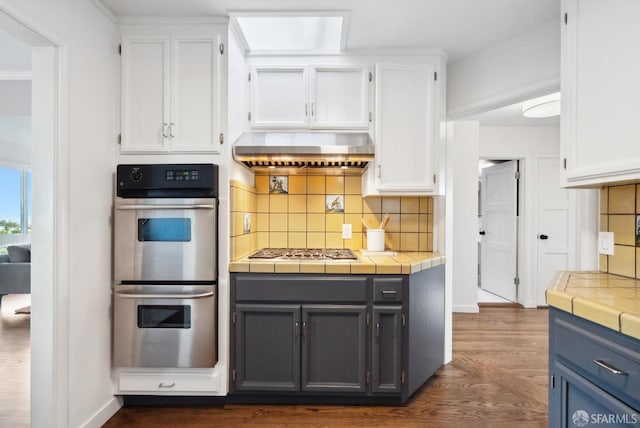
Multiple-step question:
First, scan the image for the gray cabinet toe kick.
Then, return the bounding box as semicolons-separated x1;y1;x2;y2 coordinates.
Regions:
229;266;445;404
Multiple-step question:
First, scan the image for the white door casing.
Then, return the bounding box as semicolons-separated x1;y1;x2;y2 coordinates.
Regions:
480;160;518;302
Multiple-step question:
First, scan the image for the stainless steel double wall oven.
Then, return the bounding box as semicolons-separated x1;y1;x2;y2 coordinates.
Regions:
113;163;219;368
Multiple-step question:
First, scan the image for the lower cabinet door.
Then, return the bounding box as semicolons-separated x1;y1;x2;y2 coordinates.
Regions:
301;305;367;393
554;362;639;428
235;304;301;392
372;306;403;393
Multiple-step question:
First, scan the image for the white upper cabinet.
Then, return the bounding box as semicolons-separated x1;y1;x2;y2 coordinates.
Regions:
561;0;640;187
249;64;370;130
250;66;309;128
121;26;227;153
310;66;370;129
363;62;440;195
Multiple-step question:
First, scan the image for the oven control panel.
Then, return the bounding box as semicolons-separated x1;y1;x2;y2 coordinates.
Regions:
116;164;218;198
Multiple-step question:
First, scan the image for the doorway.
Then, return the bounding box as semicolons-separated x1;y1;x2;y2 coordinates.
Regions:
478;159;520;303
0;9;58;427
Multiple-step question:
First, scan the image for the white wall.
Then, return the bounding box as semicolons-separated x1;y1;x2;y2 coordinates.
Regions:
446;121;480;313
447;20;560;119
1;1;119;427
0;25;30;71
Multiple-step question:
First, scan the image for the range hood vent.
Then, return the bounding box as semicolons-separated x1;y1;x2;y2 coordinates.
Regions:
232;132;374;171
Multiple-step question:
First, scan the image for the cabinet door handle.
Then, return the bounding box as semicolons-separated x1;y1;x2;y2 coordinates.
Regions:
378;164;381;178
162;122;169;138
305;103;308;116
311;102;315;116
158;382;175;388
375;322;380;338
294;321;300;337
302;321;307;337
169;122;176;138
593;359;627;375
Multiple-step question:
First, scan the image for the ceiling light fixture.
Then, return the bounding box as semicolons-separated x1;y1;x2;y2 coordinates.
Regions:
522;92;561;118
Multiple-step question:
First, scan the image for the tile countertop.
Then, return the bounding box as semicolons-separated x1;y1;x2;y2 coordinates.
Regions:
546;271;640;341
229;251;445;275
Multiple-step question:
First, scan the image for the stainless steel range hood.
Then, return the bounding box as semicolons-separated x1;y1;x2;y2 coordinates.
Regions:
232;132;374;171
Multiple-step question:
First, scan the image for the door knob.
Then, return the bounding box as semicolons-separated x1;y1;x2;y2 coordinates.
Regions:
479;231;486;236
539;234;549;240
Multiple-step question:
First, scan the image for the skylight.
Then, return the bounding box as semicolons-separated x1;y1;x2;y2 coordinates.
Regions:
231;13;347;54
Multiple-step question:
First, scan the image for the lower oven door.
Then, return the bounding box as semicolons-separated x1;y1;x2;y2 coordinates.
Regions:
113;284;217;368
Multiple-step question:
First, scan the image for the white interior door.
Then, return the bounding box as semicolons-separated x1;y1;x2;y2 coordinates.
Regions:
536;157;575;305
480;160;518;302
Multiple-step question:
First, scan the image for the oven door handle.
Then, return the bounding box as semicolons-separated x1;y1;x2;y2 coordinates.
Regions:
115;291;215;299
116;204;215;210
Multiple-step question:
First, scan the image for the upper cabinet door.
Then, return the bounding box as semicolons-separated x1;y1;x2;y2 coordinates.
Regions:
374;63;436;192
309;65;370;129
121;36;171;153
561;0;640;187
250;66;309;128
171;33;224;153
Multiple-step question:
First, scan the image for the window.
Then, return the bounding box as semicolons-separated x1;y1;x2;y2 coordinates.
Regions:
0;166;31;253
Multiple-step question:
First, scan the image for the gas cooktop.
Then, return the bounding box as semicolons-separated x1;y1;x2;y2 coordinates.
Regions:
248;248;358;261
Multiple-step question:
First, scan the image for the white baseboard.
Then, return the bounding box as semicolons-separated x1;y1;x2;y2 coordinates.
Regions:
80;396;122;428
452;304;480;313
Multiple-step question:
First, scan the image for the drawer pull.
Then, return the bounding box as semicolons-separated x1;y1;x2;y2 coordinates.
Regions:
381;290;397;297
158;382;176;388
593;359;627;376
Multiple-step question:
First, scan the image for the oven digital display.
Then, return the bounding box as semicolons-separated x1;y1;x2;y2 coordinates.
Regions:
165;169;199;181
138;218;191;242
138;305;191;329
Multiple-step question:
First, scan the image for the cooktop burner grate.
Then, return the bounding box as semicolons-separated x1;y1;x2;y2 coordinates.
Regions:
248;248;358;261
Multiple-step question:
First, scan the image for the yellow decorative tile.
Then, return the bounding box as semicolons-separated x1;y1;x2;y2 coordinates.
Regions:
344;214;362;231
637;248;640;279
275;262;300;273
401;197;420;213
249;233;258;253
545;290;573;313
247;193;257;213
257;232;269;249
419;197;429;214
608;184;635;214
400;214;419;232
386;232;400;251
572;297;621;331
230;237;237;260
307;232;325;248
255;175;269;194
350;258;376;274
326;233;344;248
418;214;429;233
257;195;269;212
288;232;306;248
600;215;608;232
609;215;635;245
269;213;287;232
345;176;362;195
427;234;434;252
307;176;325;194
300;262;326;273
383;214;400;232
256;214;269;232
326;214;344;232
418;234;429;252
307;195;325;213
599;254;608;273
620;313;640;340
289;195;306;213
400;233;419;252
326;264;350;274
229;262;250;272
637;185;640;213
363;197;381;215
345;195;363;214
289;176;306;194
326;176;344;194
382;197;401;214
249;262;275;273
600;186;608;214
270;194;288;213
370;257;402;274
307;214;326;232
427;197;434;214
609;245;636;278
344;232;363;251
230;187;239;212
288;213;307;231
269;232;287;248
362;214;380;231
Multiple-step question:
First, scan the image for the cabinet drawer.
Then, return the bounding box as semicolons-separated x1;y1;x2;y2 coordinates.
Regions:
555;318;640;403
235;274;369;303
373;278;404;303
119;372;220;393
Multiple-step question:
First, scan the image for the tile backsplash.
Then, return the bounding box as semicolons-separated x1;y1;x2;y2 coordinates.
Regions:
599;184;640;278
229;174;433;261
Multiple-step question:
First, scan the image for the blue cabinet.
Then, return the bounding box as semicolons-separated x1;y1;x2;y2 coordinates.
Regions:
549;308;640;427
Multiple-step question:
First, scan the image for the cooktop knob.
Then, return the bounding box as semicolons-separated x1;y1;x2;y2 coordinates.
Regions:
129;168;143;182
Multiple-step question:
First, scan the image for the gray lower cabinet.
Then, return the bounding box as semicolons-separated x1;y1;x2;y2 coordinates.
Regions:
549;308;640;427
230;266;445;402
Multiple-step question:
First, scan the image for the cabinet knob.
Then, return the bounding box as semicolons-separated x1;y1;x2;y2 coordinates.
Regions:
539;234;549;240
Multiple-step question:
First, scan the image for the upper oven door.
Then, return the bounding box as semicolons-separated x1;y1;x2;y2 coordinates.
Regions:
114;198;217;283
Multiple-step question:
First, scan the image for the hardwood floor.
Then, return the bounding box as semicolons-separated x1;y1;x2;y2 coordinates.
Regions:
0;294;30;428
105;307;549;427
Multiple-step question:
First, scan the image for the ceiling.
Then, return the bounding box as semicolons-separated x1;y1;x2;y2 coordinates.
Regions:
466;100;560;127
97;0;560;63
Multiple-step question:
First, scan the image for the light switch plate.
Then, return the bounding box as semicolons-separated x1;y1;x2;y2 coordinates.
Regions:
342;224;352;239
598;232;614;255
243;213;252;234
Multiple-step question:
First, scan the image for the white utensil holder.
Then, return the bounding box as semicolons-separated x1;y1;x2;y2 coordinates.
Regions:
366;229;385;252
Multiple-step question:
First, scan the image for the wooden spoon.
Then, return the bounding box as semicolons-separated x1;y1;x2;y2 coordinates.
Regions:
380;213;391;230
